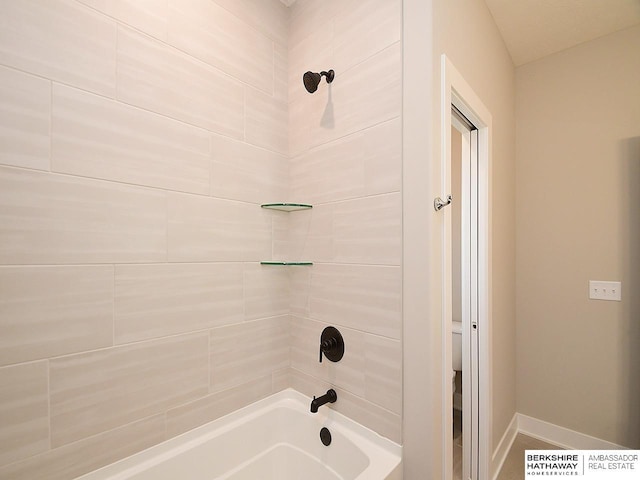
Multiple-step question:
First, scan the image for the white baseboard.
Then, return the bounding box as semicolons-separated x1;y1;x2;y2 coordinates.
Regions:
491;413;518;480
517;414;628;450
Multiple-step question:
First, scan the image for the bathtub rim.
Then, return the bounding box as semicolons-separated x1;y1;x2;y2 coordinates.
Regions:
74;387;402;480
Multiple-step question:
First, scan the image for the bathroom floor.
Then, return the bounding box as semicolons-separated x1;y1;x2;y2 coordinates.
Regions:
453;408;462;480
453;408;558;480
496;434;560;480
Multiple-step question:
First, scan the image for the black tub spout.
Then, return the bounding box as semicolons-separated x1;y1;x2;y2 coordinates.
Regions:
310;389;337;413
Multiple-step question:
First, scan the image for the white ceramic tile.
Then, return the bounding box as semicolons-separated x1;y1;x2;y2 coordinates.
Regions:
167;0;274;94
245;87;288;155
78;0;168;41
114;263;244;344
0;167;167;265
117;27;244;138
212;0;289;47
290;316;365;396
0;266;113;366
52;84;211;195
167;193;271;262
166;376;272;438
331;193;401;265
0;66;50;171
243;264;290;321
309;264;401;339
210;134;288;204
0;362;49;467
49;333;208;447
290;118;401;204
0;0;116;97
210;317;289;392
0;415;165;480
333;0;401;74
364;334;402;414
271;368;291;392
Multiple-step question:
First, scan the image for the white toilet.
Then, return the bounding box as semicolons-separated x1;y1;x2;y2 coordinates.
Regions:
452;321;462;371
452;321;462;395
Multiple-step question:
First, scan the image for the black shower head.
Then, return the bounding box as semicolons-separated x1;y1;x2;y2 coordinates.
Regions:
303;69;335;93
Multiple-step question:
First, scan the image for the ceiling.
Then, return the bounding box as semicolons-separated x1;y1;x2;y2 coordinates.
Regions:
280;0;640;66
481;0;640;65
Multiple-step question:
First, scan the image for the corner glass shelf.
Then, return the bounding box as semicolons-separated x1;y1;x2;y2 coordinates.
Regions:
261;203;312;212
260;261;313;266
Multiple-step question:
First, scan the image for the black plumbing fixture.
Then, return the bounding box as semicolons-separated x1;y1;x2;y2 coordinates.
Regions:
319;326;344;363
310;389;337;413
320;427;332;446
303;69;335;93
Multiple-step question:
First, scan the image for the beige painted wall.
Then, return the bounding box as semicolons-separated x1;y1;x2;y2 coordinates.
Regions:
404;0;516;476
432;0;517;456
516;25;640;448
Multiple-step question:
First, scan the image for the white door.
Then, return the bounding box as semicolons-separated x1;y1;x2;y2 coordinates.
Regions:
451;106;479;480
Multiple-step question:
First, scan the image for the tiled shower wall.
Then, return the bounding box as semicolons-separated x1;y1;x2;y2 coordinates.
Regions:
0;0;290;478
0;0;403;477
284;0;403;443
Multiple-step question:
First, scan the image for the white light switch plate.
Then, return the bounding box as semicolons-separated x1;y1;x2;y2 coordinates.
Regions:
589;281;621;301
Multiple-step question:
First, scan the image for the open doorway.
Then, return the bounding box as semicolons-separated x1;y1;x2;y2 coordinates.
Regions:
441;55;492;480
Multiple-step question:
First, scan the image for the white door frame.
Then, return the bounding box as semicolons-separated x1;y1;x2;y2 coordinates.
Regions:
441;54;492;480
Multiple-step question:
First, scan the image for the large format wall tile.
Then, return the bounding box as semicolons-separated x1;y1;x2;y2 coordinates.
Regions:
0;167;167;265
168;0;274;94
0;362;49;466
0;0;116;97
210;134;288;204
0;415;165;480
167;193;271;262
212;0;289;47
0;266;113;366
286;195;401;265
331;193;401;265
243;264;290;321
166;376;273;438
114;263;244;344
245;88;289;155
309;264;401;339
364;334;402;414
0;66;50;171
289;43;401;155
78;0;169;41
210;317;289;392
290;119;401;204
290;316;365;396
289;367;401;443
50;333;208;447
333;0;401;74
117;27;244;139
52;84;211;195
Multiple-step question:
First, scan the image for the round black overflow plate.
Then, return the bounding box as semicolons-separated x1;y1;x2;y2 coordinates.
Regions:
320;427;332;446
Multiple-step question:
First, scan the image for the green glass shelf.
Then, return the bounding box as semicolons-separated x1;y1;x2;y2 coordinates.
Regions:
260;261;313;266
261;203;313;212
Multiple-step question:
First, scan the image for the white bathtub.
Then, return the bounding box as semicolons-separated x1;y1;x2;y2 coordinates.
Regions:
76;389;402;480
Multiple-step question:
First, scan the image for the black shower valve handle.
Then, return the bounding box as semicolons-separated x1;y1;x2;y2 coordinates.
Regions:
318;326;345;363
319;337;338;363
